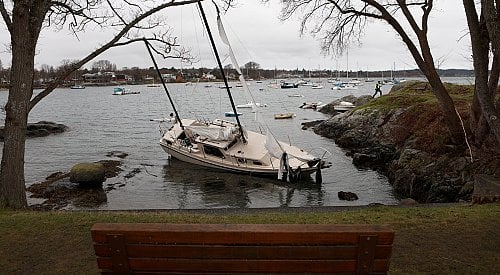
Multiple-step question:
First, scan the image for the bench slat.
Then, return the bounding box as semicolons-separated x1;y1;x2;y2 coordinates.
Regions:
92;224;394;245
96;258;390;273
94;243;393;260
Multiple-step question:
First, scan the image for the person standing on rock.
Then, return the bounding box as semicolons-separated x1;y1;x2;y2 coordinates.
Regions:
372;81;382;98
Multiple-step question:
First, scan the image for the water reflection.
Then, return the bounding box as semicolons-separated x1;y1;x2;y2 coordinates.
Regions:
162;158;325;208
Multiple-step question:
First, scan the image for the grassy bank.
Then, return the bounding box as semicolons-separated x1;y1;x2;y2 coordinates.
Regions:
1;203;499;274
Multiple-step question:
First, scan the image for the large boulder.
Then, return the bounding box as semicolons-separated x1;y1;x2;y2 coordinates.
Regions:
0;121;68;141
70;163;106;186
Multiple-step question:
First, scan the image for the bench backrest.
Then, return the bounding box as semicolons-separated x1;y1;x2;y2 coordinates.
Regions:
91;223;394;274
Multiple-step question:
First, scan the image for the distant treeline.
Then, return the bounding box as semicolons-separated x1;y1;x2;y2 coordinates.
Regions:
0;66;475;89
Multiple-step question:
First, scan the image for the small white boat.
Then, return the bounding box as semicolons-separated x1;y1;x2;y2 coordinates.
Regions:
70;85;85;89
331;83;358;90
288;94;304;97
297;80;313;86
333;101;355;112
236;101;266;108
281;82;298;89
147;78;160;87
113;87;140;95
224;111;242;117
299;102;323;110
274;112;295;119
311;84;324;89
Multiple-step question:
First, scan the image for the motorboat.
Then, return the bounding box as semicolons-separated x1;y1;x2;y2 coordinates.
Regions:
333;101;355;112
113;87;140;95
236;101;266;108
224;111;242;117
70;85;85;89
274;113;295;119
280;82;298;89
299;102;323;110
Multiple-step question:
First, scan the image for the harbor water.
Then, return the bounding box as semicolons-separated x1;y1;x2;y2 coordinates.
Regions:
1;78;470;210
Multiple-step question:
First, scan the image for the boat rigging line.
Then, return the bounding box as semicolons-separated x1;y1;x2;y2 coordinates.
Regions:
143;38;184;130
197;1;246;143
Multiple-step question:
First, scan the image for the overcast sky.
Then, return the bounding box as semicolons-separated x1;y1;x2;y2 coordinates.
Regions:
0;1;471;71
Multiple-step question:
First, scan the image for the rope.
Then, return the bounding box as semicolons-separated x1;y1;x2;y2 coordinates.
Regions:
454;105;474;163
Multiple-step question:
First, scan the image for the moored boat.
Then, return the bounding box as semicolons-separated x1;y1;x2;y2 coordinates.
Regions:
333;101;355;112
113;87;140;95
224;111;242;117
274;112;295;119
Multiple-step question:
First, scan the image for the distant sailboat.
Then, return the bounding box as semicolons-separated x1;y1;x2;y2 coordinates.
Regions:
147;77;160;87
70;75;85;89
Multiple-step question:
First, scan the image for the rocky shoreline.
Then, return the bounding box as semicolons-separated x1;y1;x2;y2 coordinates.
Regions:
313;81;499;203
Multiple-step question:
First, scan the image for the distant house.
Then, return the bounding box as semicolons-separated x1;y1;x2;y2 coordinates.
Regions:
82;72;131;85
112;74;127;84
161;73;176;82
202;73;216;80
83;72;112;84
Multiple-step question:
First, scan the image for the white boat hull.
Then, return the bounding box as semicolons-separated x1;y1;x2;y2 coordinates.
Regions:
159;119;326;178
161;142;318;177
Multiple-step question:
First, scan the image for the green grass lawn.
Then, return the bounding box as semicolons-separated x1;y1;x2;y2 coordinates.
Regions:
1;203;498;274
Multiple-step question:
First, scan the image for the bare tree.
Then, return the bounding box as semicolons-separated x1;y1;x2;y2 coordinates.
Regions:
244;61;260;70
463;0;500;148
91;60;117;72
0;0;230;209
271;0;499;149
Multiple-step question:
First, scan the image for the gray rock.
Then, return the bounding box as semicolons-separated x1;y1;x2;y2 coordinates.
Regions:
459;181;474;196
338;191;359;201
0;121;68;141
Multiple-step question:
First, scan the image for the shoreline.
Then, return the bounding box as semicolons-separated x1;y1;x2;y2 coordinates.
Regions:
76;201;467;214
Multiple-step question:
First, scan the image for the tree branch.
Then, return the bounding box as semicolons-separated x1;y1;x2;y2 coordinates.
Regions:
29;0;202;110
396;0;422;34
421;0;433;34
0;0;12;32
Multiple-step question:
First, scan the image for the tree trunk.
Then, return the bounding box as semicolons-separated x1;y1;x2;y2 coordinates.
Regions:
463;0;500;149
0;2;41;208
425;69;466;144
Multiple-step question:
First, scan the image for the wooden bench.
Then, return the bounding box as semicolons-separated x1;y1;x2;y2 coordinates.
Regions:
91;223;394;274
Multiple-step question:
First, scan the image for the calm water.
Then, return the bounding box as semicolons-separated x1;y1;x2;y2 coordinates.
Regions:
0;77;469;209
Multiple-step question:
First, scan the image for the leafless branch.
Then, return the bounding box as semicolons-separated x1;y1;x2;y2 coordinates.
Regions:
0;0;12;31
29;0;202;110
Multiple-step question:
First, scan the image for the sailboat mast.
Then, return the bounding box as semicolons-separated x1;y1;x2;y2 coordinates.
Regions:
143;39;184;129
197;2;246;143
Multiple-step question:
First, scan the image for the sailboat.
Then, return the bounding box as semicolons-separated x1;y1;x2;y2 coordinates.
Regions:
149;3;330;182
70;75;85;89
147;76;160;87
